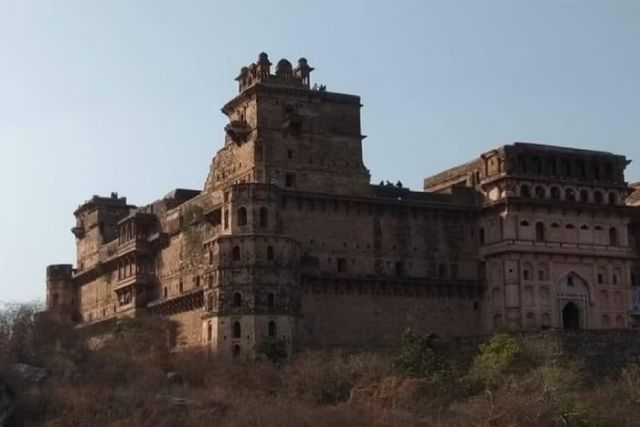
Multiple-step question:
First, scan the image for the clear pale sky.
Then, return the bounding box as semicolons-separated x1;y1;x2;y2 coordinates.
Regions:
1;1;639;302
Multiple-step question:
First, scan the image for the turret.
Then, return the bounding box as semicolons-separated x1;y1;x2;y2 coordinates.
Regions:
45;264;78;323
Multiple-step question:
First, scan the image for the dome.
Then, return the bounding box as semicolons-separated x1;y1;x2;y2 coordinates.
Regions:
275;59;293;77
257;52;270;63
297;57;308;67
276;58;292;71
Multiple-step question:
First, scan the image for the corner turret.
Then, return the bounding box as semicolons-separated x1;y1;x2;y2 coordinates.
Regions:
45;264;78;323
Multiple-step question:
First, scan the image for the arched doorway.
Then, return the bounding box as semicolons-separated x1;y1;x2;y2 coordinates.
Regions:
562;302;580;329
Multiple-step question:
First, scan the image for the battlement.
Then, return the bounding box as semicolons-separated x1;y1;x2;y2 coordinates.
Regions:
235;52;314;94
46;264;73;280
73;193;133;216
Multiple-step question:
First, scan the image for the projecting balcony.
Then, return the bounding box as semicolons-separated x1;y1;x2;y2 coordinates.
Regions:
114;272;155;291
117;238;153;256
71;226;85;238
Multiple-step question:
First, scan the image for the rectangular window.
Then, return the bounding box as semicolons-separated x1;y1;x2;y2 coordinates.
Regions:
337;258;347;273
395;261;405;276
285;173;296;188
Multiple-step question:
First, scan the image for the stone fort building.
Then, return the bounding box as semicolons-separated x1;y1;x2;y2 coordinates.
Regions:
45;53;640;358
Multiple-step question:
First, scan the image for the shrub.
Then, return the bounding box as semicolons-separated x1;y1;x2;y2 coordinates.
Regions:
468;333;534;387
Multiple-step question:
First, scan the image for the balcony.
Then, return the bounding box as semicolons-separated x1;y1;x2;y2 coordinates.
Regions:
115;272;155;291
117;238;153;256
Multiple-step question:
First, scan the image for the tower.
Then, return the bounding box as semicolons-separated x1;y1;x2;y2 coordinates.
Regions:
204;52;371;196
200;52;373;358
45;264;78;323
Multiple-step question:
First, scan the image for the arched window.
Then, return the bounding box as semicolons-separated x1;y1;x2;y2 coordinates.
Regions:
52;293;59;307
535;222;545;242
565;188;575;201
268;320;276;337
266;245;274;261
609;227;618;246
551;223;560;228
479;228;485;244
224;209;229;229
550;187;561;200
579;189;589;203
232;344;241;358
232;321;241;338
602;315;610;328
566;224;575;229
580;224;589;230
233;292;242;308
594;191;603;204
267;292;275;308
608;192;617;206
520;184;531;198
237;207;247;226
520;220;530;227
535;186;545;199
259;207;269;227
232;245;241;261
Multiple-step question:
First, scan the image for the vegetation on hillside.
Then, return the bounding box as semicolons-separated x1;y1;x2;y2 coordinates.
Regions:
2;304;640;426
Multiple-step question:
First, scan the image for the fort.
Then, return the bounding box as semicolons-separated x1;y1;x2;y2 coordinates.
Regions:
45;53;640;359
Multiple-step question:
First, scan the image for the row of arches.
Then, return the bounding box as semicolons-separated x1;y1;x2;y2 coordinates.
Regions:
236;206;269;227
519;184;620;205
521;221;620;246
597;289;625;309
231;320;277;339
515;154;615;182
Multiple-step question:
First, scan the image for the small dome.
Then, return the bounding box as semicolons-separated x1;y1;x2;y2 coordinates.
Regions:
257;52;270;63
239;66;249;74
276;58;292;70
298;57;308;67
275;59;293;77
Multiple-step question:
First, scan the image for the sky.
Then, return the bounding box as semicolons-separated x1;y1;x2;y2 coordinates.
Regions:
0;0;639;302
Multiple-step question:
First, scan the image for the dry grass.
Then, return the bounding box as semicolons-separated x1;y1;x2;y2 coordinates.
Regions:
3;306;640;426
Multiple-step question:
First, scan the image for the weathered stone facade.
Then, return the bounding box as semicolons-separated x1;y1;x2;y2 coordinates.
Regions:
45;53;640;358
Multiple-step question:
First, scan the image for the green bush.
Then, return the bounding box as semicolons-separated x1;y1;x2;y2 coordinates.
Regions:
468;333;534;387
